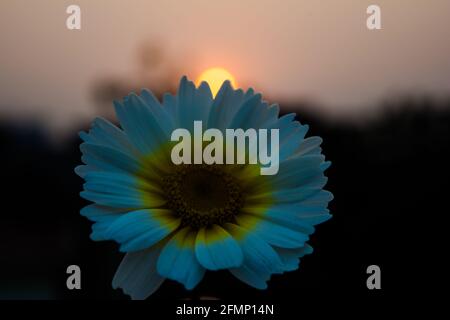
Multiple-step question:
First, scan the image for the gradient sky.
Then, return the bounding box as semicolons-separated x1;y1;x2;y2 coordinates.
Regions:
1;0;450;131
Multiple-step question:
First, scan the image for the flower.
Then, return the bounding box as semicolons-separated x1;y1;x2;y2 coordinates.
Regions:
76;76;333;299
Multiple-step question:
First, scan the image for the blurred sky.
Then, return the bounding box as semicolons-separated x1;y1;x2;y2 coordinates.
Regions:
1;0;450;131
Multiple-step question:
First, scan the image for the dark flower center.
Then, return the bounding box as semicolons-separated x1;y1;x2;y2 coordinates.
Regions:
162;164;244;228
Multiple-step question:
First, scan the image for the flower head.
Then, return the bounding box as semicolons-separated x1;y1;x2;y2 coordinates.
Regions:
76;76;333;299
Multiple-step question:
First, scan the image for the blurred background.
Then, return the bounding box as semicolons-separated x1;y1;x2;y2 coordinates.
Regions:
0;0;448;300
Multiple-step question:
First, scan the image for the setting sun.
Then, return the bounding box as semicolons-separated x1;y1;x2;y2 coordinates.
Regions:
196;67;237;97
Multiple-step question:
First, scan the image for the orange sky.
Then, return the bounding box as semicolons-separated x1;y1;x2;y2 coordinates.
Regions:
1;0;450;131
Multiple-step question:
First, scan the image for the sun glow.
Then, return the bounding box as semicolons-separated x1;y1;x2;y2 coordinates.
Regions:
196;67;237;97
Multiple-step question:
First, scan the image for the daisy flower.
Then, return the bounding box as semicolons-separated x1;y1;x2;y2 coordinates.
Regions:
76;76;333;299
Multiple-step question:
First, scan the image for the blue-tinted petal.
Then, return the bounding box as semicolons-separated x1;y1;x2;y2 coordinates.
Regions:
293;136;323;157
80;204;123;222
162;92;177;116
80;117;138;156
79;142;140;174
300;190;334;206
175;76;195;127
268;155;326;189
277;179;329;202
278;127;309;161
83;182;139;201
195;225;243;270
140;89;176;136
228;93;263;130
157;227;205;290
83;171;140;189
258;104;280;128
272;116;308;144
112;246;165;300
224;223;283;275
74;164;94;178
320;161;332;171
248;177;329;204
207;81;245;131
90;221;114;241
104;209;180;252
229;264;270;290
114;94;167;154
83;171;161;203
173;77;213;131
80;204;124;241
298;210;332;225
192;81;213;123
243;206;315;235
236;214;308;249
80;191;145;209
274;244;314;272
